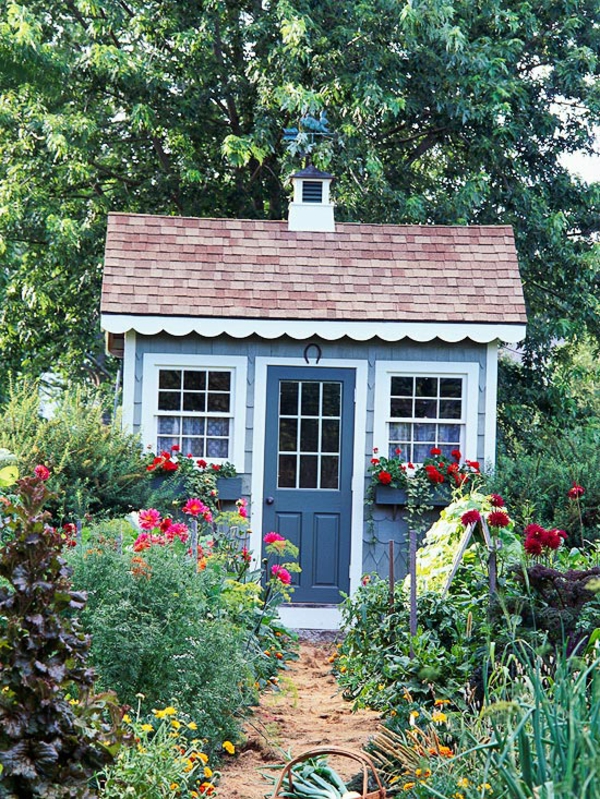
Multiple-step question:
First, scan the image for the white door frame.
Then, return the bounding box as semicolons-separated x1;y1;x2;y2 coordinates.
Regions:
250;356;368;630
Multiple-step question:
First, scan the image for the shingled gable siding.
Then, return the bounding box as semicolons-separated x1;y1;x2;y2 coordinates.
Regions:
131;331;489;582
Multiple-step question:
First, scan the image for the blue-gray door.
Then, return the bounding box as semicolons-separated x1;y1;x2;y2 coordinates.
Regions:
263;366;355;604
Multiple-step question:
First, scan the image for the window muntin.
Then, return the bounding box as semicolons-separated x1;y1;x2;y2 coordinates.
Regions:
156;368;232;458
388;375;464;463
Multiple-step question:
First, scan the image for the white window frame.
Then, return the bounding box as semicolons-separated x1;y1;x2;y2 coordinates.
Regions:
141;354;247;471
373;361;479;465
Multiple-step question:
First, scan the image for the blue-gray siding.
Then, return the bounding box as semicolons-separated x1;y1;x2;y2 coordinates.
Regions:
132;332;489;580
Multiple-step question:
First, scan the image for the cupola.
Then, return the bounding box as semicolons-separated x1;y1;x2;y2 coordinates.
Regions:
288;164;335;233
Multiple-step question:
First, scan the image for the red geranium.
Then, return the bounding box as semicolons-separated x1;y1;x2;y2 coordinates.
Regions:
430;447;442;456
424;465;444;484
378;470;393;485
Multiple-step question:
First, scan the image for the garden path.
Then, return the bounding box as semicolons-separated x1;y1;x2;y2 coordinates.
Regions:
218;639;381;799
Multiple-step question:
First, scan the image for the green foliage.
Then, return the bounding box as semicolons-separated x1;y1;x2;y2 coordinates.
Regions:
0;472;121;798
0;448;18;487
0;382;148;522
68;541;251;757
488;424;600;546
335;576;491;723
1;0;599;408
370;648;600;798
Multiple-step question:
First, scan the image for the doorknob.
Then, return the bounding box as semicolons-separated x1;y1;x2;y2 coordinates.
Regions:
265;496;275;505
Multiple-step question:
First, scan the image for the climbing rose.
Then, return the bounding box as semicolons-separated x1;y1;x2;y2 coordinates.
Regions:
567;483;585;499
378;470;393;485
487;511;510;528
138;508;161;530
271;565;292;585
461;510;481;526
264;532;286;544
34;464;50;480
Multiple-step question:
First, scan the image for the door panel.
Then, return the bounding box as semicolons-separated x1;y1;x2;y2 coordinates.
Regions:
263;366;355;604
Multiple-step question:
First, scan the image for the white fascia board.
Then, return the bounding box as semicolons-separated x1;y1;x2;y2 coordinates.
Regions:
101;313;526;344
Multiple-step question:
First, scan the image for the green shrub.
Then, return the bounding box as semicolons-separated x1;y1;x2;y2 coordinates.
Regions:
0;471;121;798
0;382;149;522
69;540;251;757
488;426;600;546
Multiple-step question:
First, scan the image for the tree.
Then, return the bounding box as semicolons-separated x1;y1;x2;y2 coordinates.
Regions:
1;0;599;415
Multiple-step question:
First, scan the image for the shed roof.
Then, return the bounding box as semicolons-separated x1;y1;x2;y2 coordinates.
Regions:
100;213;527;341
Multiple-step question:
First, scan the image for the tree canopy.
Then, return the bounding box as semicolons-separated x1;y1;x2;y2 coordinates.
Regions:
1;0;599;416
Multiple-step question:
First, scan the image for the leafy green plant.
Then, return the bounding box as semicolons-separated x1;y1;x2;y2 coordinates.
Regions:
0;470;122;798
68;539;251;757
99;703;218;798
0;382;149;522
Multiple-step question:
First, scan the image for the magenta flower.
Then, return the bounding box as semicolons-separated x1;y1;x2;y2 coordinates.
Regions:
182;498;208;517
271;565;292;585
489;493;505;507
138;508;161;530
34;464;50;481
567;483;585;499
264;532;286;545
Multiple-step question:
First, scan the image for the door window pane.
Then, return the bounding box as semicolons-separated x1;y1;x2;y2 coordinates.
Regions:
301;382;320;416
322;383;341;417
279;419;297;452
321;456;339;489
321;419;340;453
300;419;319;452
299;455;318;488
280;382;298;415
278;455;297;487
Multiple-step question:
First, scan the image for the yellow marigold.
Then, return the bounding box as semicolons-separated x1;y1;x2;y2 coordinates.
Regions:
170;784;179;791
431;711;448;724
439;745;454;758
478;784;492;792
187;721;198;730
204;766;213;778
453;793;465;799
183;760;194;773
403;782;416;791
198;752;209;764
141;724;153;733
171;719;181;729
223;740;235;755
122;713;132;723
434;698;451;706
457;778;470;788
164;706;177;716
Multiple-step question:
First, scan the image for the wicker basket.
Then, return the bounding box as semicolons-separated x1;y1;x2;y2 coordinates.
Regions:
270;746;387;799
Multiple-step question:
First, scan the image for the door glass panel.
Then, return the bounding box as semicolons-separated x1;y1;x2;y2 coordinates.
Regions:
280;382;298;415
301;382;320;416
277;379;342;489
299;455;318;488
278;455;297;487
279;419;297;451
300;419;319;452
321;456;339;489
321;419;340;453
322;383;341;416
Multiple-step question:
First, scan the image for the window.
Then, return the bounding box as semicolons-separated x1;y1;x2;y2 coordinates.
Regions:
373;361;478;465
142;355;247;469
156;368;232;458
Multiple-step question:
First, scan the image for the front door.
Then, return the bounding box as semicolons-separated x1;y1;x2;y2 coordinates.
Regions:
263;366;355;604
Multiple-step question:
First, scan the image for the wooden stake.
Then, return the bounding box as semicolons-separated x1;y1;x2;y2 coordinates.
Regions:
409;528;417;658
388;540;395;611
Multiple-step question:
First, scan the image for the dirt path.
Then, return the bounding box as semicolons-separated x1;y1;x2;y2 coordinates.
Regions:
218;640;381;799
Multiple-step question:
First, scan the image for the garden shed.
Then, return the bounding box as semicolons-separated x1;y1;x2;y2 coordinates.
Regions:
100;167;527;629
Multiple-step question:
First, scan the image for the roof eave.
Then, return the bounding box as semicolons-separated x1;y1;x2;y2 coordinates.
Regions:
100;313;527;344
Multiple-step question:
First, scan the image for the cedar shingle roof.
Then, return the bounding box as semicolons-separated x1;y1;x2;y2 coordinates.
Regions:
100;213;527;324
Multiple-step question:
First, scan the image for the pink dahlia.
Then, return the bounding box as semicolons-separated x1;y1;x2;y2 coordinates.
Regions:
138;508;161;530
271;565;292;585
34;464;50;480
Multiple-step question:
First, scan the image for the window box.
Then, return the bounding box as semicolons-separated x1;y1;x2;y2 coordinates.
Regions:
216;476;242;501
374;485;450;507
